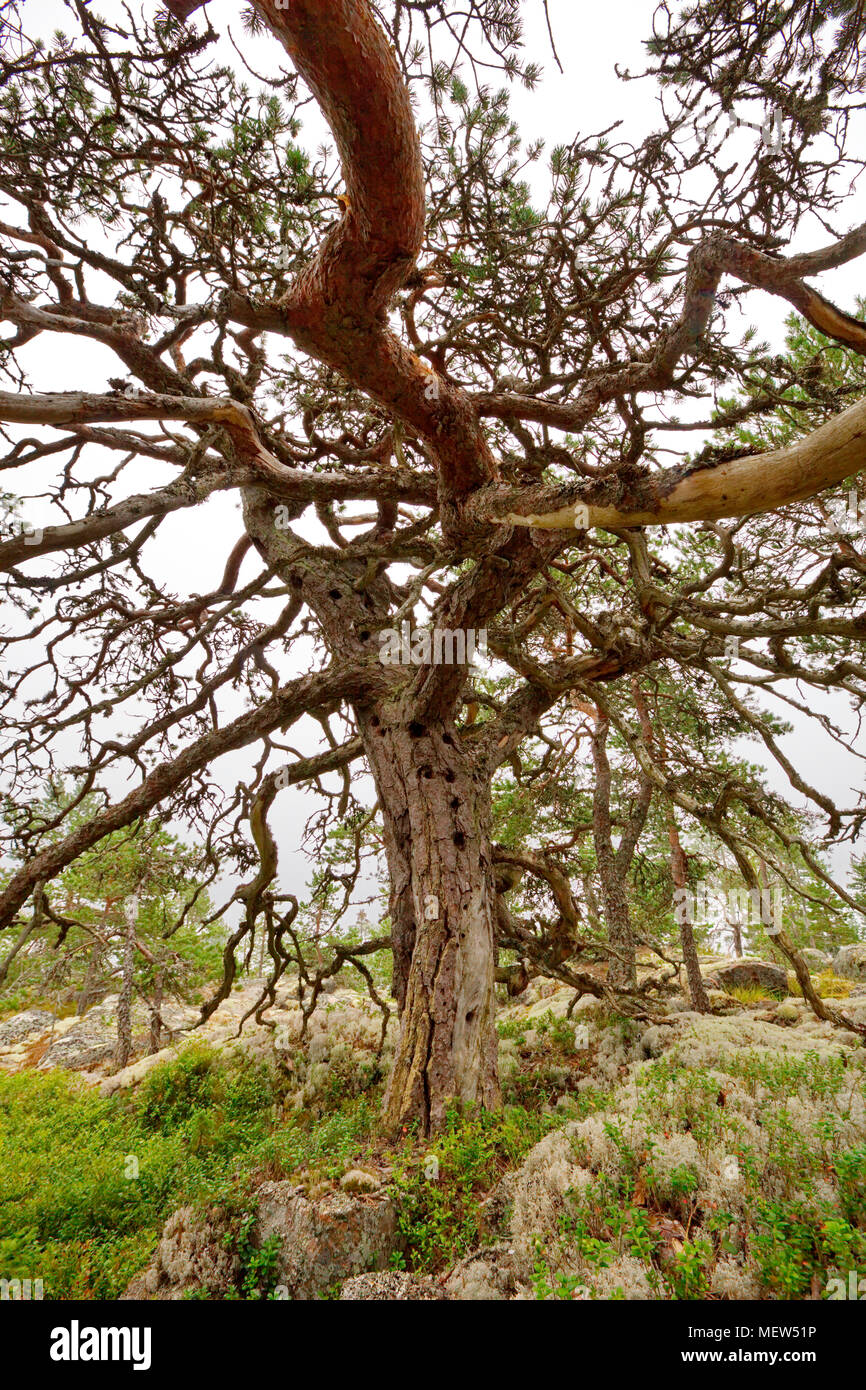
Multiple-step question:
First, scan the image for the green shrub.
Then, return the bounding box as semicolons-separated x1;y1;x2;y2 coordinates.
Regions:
391;1103;557;1272
0;1047;375;1299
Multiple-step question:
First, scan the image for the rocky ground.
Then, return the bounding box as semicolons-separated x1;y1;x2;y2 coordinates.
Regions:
2;945;866;1300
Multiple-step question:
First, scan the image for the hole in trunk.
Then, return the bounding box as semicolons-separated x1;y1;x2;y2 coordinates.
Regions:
408;721;426;738
453;831;466;849
328;589;342;600
418;765;433;779
444;769;455;783
450;797;459;809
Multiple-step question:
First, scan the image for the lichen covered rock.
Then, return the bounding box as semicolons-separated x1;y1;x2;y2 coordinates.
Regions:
122;1205;238;1300
0;1008;55;1048
255;1181;400;1298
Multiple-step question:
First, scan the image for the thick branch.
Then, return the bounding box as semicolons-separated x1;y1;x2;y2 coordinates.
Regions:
500;394;866;529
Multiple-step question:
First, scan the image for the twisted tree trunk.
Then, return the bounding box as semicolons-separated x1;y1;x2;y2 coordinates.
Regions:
362;706;500;1134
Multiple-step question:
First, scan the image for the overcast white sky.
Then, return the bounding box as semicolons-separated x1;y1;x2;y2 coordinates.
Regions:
4;1;865;918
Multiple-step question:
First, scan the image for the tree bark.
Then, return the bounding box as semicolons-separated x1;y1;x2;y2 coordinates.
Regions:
361;707;500;1134
598;871;636;990
727;907;744;958
591;719;637;990
148;966;163;1055
76;939;104;1016
114;896;137;1070
668;816;710;1013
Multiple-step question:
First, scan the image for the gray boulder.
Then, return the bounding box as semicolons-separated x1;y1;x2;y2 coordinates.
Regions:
0;1008;55;1048
832;944;866;982
799;948;832;973
124;1181;401;1301
35;996;175;1071
702;959;788;997
255;1181;400;1299
37;1017;118;1071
